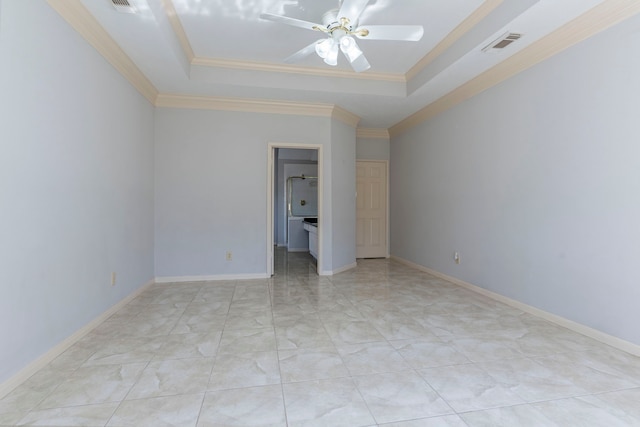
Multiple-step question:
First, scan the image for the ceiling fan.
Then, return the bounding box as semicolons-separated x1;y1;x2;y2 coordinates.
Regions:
260;0;424;72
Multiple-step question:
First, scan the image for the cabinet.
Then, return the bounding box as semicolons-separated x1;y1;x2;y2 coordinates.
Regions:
288;217;308;252
304;222;318;259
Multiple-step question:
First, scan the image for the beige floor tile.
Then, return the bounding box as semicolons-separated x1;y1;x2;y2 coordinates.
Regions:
82;336;166;366
419;364;524;412
17;402;118;426
126;358;213;400
278;347;349;383
531;395;640;426
275;322;334;350
38;363;147;409
4;250;640;426
390;338;471;369
354;371;453;424
590;388;640;419
208;351;280;390
108;394;203;427
460;404;553;426
478;357;588;402
0;365;75;414
283;378;375;427
155;331;221;360
218;328;277;353
198;385;286;427
379;415;467;426
336;341;411;376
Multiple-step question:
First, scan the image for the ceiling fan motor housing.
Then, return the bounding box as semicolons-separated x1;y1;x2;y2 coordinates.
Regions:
322;9;357;33
260;0;423;72
322;9;340;27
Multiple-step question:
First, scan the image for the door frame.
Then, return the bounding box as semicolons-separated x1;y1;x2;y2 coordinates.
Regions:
356;159;390;259
267;143;323;276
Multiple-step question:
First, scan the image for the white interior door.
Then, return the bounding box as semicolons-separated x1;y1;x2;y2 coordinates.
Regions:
356;161;388;259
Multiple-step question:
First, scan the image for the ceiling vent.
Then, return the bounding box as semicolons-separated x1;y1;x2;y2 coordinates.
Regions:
482;32;522;53
111;0;137;14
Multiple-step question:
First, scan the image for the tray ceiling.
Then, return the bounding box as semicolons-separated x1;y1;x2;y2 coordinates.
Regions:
50;0;639;129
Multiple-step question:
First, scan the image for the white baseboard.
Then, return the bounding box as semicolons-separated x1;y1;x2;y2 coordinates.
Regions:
155;273;270;283
0;278;155;400
320;261;358;276
391;256;640;357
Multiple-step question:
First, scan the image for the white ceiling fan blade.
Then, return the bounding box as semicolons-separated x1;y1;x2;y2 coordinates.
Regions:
337;0;370;23
340;38;370;72
260;13;322;31
350;52;371;72
356;25;424;41
284;40;321;64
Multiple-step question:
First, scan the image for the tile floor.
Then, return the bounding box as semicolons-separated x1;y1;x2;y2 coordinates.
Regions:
2;249;640;426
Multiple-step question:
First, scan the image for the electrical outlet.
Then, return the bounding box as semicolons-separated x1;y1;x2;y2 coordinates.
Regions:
111;272;117;286
226;251;233;261
454;252;460;264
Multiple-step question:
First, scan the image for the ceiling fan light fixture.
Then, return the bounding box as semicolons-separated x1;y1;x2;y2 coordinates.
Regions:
315;38;334;59
339;35;354;50
324;43;339;66
339;36;362;62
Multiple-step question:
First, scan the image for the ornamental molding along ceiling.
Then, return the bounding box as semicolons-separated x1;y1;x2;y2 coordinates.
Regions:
46;0;640;136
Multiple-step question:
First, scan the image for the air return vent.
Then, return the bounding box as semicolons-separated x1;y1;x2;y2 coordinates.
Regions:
482;32;522;53
111;0;137;14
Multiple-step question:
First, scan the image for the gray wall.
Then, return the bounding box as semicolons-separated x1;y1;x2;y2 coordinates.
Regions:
154;109;357;277
357;137;390;161
0;1;155;383
390;14;640;345
330;121;358;270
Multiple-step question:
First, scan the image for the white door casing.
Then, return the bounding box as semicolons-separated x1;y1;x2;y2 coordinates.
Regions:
267;143;322;276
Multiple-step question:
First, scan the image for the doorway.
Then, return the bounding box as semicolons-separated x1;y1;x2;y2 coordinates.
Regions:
267;143;323;276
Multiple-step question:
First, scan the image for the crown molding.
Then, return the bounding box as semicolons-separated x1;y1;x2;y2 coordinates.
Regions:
155;94;359;125
191;56;406;83
332;106;361;128
357;128;390;139
161;0;194;62
391;0;640;138
406;0;504;81
155;94;333;116
46;0;158;104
